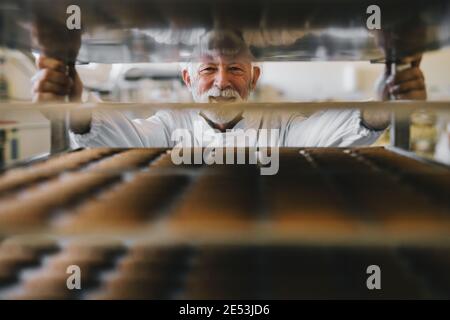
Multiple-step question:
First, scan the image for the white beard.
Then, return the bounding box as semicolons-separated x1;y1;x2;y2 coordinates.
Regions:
202;108;240;125
191;85;246;125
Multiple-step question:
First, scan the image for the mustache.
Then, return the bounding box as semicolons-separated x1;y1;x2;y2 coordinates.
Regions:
205;87;242;99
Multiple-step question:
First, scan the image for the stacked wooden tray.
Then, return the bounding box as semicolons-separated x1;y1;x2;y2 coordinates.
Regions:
0;147;449;299
0;235;450;299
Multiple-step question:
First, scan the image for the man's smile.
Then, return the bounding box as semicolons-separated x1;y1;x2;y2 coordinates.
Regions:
208;96;237;103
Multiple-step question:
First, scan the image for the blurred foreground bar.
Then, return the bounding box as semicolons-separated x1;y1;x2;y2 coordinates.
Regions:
2;0;450;63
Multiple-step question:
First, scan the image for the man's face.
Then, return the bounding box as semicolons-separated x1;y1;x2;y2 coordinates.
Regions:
183;53;260;103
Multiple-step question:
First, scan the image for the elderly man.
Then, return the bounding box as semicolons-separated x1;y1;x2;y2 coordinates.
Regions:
32;31;426;148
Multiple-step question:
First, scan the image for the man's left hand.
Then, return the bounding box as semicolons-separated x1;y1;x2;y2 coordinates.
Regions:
377;54;427;101
362;54;427;131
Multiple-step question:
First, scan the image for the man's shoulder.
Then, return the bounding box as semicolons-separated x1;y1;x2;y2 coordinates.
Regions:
257;111;306;128
151;108;200;129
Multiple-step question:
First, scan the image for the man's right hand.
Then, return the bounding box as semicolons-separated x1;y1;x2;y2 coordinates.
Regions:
32;56;83;102
32;56;92;134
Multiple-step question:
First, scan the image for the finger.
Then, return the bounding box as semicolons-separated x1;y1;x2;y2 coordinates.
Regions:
36;56;66;72
33;69;72;86
391;67;424;84
67;64;77;79
398;54;423;67
32;92;65;103
389;80;425;94
411;55;422;68
33;80;71;95
394;90;427;100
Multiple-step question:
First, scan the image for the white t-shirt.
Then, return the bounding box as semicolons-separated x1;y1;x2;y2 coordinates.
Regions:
70;108;382;148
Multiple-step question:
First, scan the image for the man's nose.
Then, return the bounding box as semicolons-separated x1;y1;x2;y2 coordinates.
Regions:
214;68;232;89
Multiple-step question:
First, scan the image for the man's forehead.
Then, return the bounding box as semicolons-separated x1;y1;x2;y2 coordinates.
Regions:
197;52;252;65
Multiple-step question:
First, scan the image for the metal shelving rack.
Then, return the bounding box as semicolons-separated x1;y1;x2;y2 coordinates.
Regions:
1;0;450;300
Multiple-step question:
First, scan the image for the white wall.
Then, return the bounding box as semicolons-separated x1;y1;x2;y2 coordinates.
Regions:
1;50;50;158
258;47;450;101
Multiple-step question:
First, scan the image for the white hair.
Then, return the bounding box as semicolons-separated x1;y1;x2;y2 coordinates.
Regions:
179;29;257;87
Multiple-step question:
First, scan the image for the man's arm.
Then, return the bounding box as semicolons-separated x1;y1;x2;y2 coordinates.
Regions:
32;56;173;148
69;109;174;148
285;109;383;147
361;55;427;130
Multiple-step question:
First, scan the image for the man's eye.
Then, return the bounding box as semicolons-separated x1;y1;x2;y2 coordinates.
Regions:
200;67;216;74
229;67;244;73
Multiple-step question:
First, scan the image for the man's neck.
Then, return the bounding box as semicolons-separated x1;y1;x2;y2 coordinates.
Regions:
199;111;244;132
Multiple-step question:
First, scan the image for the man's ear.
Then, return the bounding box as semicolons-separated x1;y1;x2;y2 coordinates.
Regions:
251;66;261;90
182;69;191;90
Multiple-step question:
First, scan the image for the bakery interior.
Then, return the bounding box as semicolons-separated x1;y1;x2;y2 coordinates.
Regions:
0;0;450;299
